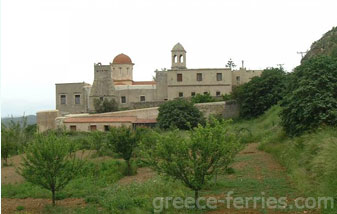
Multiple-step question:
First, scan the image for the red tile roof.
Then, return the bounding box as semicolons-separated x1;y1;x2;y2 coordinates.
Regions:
63;116;157;124
132;81;156;85
112;53;132;64
134;119;157;123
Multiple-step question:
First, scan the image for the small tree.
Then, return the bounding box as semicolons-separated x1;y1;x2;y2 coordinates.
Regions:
107;126;141;175
143;120;241;205
94;98;118;113
1;126;17;166
19;133;83;206
226;58;236;70
157;99;205;130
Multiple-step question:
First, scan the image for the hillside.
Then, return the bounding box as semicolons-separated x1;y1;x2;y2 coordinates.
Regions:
1;115;36;126
302;26;337;62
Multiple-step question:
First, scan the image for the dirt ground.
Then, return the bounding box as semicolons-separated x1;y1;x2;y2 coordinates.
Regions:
1;198;85;214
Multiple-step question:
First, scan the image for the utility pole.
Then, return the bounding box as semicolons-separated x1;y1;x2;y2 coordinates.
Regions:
297;51;308;59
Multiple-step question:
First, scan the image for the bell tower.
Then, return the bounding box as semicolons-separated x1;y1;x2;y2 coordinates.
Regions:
171;43;186;70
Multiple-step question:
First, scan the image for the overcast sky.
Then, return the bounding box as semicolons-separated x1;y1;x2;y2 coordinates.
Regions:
1;0;336;117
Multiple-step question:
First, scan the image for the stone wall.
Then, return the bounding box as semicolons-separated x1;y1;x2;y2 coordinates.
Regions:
195;101;239;119
37;110;59;132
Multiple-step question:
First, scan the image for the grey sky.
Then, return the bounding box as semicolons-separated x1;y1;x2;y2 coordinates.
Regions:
1;0;336;117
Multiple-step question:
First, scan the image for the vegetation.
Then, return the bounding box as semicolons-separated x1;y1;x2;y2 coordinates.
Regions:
107;126;141;175
234;67;287;119
157;99;205;130
280;56;337;136
191;93;215;103
1;117;37;165
302;26;337;62
93;98;118;113
18;133;84;206
143;120;241;204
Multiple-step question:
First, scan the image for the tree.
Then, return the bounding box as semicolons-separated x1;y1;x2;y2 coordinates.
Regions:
157;99;205;130
280;56;337;136
191;93;215;104
233;67;287;119
226;58;236;70
142;120;241;206
1;125;17;166
19;133;83;206
107;126;141;175
94;98;118;113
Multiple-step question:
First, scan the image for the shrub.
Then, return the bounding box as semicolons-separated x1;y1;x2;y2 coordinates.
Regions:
157;99;205;130
94;98;118;113
234;68;287;119
191;93;215;103
19;133;84;206
280;56;337;136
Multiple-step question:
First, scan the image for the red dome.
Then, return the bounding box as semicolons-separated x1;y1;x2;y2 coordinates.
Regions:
113;53;132;64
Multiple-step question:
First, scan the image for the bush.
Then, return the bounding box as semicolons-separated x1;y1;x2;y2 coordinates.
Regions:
157;99;205;130
94;98;118;113
280;56;337;136
234;68;287;119
191;93;215;103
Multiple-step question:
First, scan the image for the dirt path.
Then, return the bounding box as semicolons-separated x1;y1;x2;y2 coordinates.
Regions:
206;143;319;214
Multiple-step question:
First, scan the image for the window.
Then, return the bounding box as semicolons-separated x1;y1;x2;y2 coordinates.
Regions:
75;95;81;104
191;92;196;97
216;73;222;81
179;55;184;63
140;95;146;102
60;95;66;104
204;92;209;95
90;125;97;131
216;91;221;96
179;92;183;97
121;96;126;103
104;125;110;132
197;73;203;81
236;76;240;84
177;73;183;82
70;125;76;131
100;97;104;101
174;55;177;63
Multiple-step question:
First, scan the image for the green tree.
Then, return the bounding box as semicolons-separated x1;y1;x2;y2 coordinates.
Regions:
1;126;17;166
19;133;83;206
234;67;287;119
143;120;241;205
157;99;205;130
226;58;236;70
280;56;337;136
94;98;118;113
107;126;141;175
191;93;215;104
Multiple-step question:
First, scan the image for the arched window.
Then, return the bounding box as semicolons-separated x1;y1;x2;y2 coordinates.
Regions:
173;55;177;63
179;55;184;63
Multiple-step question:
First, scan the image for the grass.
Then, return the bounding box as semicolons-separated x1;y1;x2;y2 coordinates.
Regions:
3;107;337;213
232;105;337;214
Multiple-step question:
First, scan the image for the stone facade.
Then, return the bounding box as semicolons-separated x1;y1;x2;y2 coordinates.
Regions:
55;43;262;116
55;101;238;132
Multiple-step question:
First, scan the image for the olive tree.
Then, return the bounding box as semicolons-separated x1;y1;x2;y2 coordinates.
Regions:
19;133;83;206
142;120;241;205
